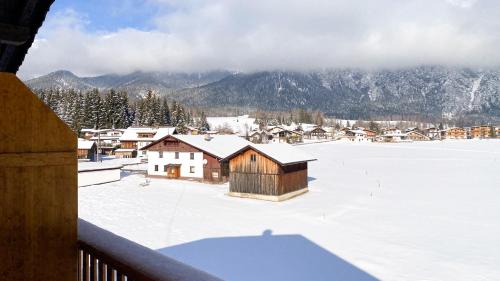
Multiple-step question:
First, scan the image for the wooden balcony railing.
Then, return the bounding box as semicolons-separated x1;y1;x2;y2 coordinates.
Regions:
78;219;222;281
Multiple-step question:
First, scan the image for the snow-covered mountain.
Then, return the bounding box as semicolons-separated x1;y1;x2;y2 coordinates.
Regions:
174;66;500;121
25;70;232;95
25;66;500;121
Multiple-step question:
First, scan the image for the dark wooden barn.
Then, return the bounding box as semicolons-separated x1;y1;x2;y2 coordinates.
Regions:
223;144;316;201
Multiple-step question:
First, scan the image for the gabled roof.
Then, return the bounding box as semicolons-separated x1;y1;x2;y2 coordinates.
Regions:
78;139;96;150
141;134;252;159
119;127;176;142
223;144;317;166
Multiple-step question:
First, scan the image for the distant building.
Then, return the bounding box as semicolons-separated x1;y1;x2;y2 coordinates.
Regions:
81;128;125;155
248;130;272;144
470;125;493;139
406;131;431;141
224;144;316;201
446;127;467;139
77;139;97;161
381;128;407;142
141;134;250;183
344;129;371;142
423;127;442;140
115;127;176;158
303;127;328;140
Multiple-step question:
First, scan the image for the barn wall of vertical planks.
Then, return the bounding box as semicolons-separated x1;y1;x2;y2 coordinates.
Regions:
228;148;309;201
0;73;78;281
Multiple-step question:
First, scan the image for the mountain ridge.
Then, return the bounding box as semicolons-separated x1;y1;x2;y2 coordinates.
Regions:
25;67;500;122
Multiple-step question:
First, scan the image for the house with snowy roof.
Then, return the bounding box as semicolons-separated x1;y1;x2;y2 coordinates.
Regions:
343;129;371;142
80;128;126;155
141;134;251;183
223;143;317;201
115;127;176;158
77;139;97;161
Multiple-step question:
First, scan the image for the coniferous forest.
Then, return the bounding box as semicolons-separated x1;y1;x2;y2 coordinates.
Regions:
34;88;210;134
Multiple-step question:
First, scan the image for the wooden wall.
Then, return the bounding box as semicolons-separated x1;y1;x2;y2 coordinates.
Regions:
229;148;308;196
0;73;77;281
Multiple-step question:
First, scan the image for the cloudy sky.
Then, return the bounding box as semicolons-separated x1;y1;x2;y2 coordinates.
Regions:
18;0;500;78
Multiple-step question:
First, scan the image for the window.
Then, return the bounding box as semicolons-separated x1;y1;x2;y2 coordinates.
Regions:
190;153;194;160
154;165;158;171
190;166;195;173
250;154;256;162
175;152;179;159
164;165;168;172
159;151;163;158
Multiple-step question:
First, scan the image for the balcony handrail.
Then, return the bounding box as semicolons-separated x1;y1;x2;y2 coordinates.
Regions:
78;219;222;281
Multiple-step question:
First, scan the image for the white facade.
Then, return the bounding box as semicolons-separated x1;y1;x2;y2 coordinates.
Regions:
147;150;204;179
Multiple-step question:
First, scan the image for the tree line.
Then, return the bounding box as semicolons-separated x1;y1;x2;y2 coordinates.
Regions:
34;88;210;134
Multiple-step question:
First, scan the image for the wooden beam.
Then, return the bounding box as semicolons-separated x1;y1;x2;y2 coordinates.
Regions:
0;23;30;46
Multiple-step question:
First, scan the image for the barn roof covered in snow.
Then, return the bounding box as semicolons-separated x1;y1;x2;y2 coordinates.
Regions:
141;134;252;159
223;143;317;166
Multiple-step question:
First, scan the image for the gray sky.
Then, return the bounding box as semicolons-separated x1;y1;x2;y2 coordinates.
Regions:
19;0;500;78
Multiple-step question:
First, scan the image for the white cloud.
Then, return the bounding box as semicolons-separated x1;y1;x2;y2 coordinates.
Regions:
19;0;500;78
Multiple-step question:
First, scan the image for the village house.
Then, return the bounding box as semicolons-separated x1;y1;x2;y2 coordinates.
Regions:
362;128;377;139
343;129;371;142
470;125;494;139
77;139;97;161
423;127;443;140
446;127;467;139
406;131;431;141
266;126;303;143
303;126;328;140
381;128;407;142
141;134;250;183
81;128;125;155
115;127;176;158
223;144;317;201
248;130;272;144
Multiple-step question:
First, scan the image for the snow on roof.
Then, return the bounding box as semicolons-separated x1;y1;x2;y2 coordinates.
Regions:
78;139;95;150
173;135;252;159
247;144;317;165
119;127;176;141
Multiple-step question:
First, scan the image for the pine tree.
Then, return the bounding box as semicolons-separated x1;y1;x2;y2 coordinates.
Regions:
170;101;178;127
160;97;171;126
198;111;210;132
175;104;188;133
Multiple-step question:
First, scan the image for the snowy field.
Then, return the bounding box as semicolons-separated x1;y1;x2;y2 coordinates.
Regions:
79;140;500;281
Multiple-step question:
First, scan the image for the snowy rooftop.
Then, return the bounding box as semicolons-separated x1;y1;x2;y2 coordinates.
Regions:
173;135;252;159
78;139;95;150
120;127;176;141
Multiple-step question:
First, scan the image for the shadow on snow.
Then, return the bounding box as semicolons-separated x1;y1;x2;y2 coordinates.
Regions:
157;230;379;281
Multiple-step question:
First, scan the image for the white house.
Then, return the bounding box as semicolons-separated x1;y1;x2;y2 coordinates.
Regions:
115;127;176;158
81;128;126;155
344;129;371;142
141;134;251;182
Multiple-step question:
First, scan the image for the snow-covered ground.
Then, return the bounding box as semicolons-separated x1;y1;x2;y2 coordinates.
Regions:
79;140;500;281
